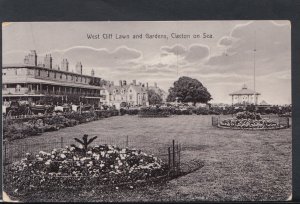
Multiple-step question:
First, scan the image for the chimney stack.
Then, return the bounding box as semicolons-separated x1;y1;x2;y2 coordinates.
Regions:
61;59;69;72
123;80;127;86
75;62;83;74
146;82;149;89
24;50;37;66
44;54;53;69
119;80;123;86
133;80;136;85
91;69;95;77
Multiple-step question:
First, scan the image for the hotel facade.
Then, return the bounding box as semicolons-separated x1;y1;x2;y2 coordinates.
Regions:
2;51;103;105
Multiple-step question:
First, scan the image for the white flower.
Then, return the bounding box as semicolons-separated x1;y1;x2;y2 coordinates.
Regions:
39;151;48;155
70;147;75;151
130;186;133;189
100;164;105;168
60;154;66;159
25;153;30;156
115;187;119;190
79;144;84;149
51;155;55;159
87;151;92;155
45;160;51;165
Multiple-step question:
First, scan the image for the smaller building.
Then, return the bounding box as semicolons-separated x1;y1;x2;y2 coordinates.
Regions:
229;84;260;105
100;80;149;109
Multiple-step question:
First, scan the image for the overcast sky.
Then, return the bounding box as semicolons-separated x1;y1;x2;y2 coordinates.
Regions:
2;21;291;105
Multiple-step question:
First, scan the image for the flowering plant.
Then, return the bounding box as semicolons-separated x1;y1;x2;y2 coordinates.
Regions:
220;118;280;129
7;143;168;193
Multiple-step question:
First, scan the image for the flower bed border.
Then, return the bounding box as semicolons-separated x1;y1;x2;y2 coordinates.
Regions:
216;124;289;131
138;114;171;118
4;168;170;195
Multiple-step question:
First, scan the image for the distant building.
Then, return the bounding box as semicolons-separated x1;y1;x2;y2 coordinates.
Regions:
2;50;103;105
147;82;168;103
229;84;260;105
100;80;149;109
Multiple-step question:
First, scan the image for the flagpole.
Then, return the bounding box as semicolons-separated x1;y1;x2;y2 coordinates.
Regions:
253;31;256;106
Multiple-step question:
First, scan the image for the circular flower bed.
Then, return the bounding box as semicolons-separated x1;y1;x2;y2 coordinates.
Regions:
219;118;281;129
7;144;168;193
219;111;286;130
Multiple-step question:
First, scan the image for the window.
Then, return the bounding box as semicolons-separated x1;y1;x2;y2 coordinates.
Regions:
60;74;62;79
38;70;40;76
129;95;132;100
66;75;68;80
54;72;57;78
16;84;21;92
47;71;50;77
71;75;74;80
15;69;18;75
85;78;87;83
2;73;6;76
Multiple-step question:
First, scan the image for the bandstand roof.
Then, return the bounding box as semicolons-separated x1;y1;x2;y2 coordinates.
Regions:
229;84;260;96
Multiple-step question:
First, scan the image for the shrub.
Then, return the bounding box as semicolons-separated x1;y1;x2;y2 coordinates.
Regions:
236;111;261;120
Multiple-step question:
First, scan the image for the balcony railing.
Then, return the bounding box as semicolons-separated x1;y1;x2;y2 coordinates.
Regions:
2;89;101;97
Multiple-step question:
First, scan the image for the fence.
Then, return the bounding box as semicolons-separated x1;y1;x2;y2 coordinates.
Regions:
211;115;220;127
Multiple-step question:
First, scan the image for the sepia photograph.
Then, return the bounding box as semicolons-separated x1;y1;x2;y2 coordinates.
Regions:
2;21;292;202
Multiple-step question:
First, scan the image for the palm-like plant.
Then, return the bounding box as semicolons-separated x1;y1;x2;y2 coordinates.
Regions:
73;134;98;152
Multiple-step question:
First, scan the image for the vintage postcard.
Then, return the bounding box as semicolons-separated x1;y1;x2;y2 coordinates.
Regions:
2;21;291;202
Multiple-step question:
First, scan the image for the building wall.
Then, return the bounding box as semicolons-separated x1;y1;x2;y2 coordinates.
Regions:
2;66;102;100
101;84;149;108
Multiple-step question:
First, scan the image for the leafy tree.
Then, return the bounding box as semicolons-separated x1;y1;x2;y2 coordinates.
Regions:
167;76;212;106
148;90;163;105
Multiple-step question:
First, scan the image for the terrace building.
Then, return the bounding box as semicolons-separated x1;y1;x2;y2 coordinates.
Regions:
2;50;103;105
229;84;260;106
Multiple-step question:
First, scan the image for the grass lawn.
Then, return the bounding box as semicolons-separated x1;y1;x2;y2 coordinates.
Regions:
4;115;292;202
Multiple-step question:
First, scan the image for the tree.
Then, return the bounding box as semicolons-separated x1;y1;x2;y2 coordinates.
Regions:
148;89;163;105
167;76;212;105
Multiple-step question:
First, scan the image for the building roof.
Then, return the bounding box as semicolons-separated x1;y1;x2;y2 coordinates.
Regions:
229;84;260;96
3;64;101;79
104;84;148;94
259;100;270;106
